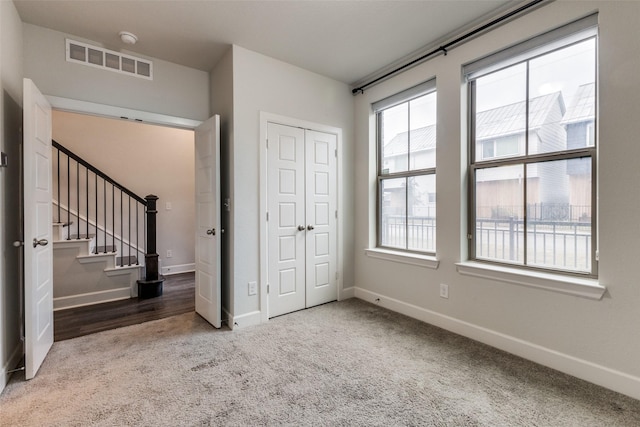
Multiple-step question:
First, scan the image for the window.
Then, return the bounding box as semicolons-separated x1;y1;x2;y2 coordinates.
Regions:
466;15;597;275
374;80;437;253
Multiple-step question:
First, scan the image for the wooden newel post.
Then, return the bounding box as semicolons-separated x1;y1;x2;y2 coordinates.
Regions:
137;194;165;298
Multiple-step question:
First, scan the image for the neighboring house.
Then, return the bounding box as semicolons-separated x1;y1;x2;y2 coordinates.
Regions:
563;82;596;220
381;124;436;217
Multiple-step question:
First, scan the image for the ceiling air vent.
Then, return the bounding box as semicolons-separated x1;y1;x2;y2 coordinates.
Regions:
66;39;153;80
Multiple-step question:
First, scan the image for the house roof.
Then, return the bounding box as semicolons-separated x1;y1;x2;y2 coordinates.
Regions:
475;92;564;140
561;83;595;125
384;125;436;156
384;92;564;156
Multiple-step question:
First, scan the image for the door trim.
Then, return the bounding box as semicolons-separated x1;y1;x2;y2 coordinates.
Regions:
259;112;344;323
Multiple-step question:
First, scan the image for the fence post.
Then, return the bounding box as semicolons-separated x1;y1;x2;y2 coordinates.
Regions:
137;195;164;298
509;216;515;261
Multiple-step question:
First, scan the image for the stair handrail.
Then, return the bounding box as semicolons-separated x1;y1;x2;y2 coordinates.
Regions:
52;140;147;205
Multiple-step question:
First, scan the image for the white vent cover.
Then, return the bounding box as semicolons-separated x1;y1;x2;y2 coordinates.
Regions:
66;39;153;80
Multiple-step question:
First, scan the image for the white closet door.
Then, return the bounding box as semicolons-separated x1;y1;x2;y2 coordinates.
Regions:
267;123;306;317
304;130;337;308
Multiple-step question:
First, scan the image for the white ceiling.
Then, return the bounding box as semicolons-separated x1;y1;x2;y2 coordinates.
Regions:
13;0;517;85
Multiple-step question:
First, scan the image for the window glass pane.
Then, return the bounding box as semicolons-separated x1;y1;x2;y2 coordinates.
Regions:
407;175;435;252
526;158;592;272
475;63;527;162
475;165;524;264
409;92;437;170
381;178;406;249
381;104;408;174
529;38;596;154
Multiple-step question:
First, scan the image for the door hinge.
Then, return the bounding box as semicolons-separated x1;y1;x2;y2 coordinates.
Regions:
266;139;269;149
335;210;338;219
266;212;269;221
335;272;338;280
334;149;337;158
467;234;473;240
267;284;270;294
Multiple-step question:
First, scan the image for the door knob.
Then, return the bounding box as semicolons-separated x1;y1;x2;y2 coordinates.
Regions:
307;225;315;231
297;225;305;231
13;241;24;247
206;228;216;236
33;238;48;248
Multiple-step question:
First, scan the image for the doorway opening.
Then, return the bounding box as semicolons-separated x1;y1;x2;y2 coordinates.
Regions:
51;109;196;340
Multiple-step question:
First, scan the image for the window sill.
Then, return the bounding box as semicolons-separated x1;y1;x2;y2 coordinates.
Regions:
365;248;439;270
455;261;605;300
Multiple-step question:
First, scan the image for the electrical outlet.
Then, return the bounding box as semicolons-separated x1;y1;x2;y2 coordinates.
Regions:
166;250;173;258
166;202;172;210
440;283;449;299
248;281;257;296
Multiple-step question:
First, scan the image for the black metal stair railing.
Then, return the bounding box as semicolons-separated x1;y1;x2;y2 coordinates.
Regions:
52;140;147;267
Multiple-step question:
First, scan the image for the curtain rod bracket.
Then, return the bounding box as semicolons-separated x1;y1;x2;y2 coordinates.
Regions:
440;46;448;56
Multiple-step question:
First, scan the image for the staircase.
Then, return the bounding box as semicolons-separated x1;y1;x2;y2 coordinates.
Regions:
51;140;156;310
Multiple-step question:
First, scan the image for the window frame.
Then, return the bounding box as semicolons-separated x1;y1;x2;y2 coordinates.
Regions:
375;84;437;255
466;28;598;278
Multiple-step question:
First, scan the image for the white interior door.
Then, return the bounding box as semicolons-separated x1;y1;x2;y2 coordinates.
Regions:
267;123;306;317
23;78;53;379
305;130;337;307
194;115;221;328
267;123;337;318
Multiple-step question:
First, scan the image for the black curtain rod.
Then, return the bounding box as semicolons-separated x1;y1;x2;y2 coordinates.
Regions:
351;0;547;95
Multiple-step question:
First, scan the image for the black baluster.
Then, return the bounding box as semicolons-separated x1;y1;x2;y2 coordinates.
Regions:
57;148;60;222
76;161;79;239
67;155;70;240
136;201;139;265
86;167;89;238
128;196;131;266
120;190;123;267
104;179;107;253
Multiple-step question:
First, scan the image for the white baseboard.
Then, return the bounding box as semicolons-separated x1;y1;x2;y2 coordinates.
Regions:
1;341;24;394
228;310;262;330
54;287;131;311
161;263;195;276
354;287;640;401
340;286;355;300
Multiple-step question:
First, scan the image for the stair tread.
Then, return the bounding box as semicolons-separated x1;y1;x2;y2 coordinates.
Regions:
116;256;139;267
94;245;117;253
68;234;96;240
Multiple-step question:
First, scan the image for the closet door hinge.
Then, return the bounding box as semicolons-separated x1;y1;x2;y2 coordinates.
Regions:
267;284;270;294
266;212;269;221
335;210;338;219
334;149;337;158
266;139;269;149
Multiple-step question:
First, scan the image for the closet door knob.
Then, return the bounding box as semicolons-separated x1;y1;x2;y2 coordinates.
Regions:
307;225;314;231
297;225;305;231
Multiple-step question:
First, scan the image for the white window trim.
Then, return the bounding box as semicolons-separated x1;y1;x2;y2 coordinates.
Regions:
456;261;605;300
365;248;439;270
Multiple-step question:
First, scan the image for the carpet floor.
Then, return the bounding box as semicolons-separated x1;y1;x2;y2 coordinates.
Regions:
1;299;639;426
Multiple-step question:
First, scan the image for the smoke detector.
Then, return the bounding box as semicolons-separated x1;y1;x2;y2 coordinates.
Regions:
119;31;138;45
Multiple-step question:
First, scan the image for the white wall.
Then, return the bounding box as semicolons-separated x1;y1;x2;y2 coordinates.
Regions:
52;110;195;273
210;47;234;319
23;24;210;121
230;45;355;324
353;1;640;399
0;0;24;394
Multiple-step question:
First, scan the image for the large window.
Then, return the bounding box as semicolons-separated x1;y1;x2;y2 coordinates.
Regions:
466;15;597;275
375;80;436;253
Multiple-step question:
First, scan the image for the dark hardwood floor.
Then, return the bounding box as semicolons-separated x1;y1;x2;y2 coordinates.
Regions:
54;272;195;342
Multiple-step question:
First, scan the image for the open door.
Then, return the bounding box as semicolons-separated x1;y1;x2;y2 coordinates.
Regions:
23;78;53;379
194;115;221;328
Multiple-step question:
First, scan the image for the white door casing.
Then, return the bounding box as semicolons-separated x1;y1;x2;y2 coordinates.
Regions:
23;78;54;379
266;122;337;318
194;115;221;328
